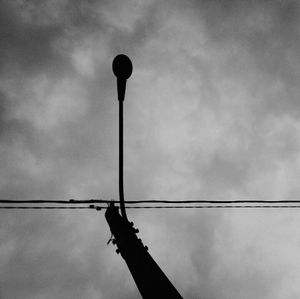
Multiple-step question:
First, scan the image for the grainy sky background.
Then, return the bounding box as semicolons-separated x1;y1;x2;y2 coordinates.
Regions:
0;0;299;298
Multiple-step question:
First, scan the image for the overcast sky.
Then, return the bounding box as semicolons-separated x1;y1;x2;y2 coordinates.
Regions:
0;0;299;298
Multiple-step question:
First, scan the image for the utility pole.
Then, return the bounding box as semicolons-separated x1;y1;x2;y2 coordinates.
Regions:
105;54;183;298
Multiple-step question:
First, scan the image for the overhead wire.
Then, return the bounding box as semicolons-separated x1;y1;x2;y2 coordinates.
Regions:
124;199;300;204
1;199;300;210
0;199;107;204
0;206;95;209
123;205;300;209
1;205;300;210
1;199;300;204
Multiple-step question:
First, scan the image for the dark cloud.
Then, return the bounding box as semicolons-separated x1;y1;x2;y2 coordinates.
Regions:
198;0;300;116
0;2;64;75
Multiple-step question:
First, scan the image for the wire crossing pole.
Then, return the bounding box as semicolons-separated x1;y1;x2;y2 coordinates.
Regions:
107;55;183;299
112;54;132;221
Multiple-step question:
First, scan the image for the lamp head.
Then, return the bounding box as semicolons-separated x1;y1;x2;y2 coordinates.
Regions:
112;54;133;80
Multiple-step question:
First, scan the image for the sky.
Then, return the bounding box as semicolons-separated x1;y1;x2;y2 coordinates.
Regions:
0;0;299;298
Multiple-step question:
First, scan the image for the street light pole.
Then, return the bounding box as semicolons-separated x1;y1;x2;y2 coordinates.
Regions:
112;54;132;221
108;54;183;298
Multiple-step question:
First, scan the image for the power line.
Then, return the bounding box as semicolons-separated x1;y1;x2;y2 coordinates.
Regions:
0;199;107;204
1;199;300;204
91;205;300;209
0;206;95;209
126;199;300;204
123;205;300;209
1;204;300;210
125;200;300;204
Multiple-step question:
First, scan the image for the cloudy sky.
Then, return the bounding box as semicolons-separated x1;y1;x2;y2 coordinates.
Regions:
0;0;299;298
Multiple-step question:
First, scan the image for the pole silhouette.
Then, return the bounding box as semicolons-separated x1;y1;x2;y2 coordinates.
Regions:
105;203;183;298
106;54;183;298
112;54;132;221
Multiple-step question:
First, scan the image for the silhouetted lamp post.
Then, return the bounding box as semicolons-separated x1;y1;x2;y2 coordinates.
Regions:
105;54;183;299
112;54;132;221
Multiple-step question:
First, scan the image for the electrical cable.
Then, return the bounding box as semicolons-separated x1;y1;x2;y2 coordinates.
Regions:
1;200;300;210
0;206;95;209
124;199;300;204
1;204;300;210
123;205;300;209
0;199;107;204
1;199;300;204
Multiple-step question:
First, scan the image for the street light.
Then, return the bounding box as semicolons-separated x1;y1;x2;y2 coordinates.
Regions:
112;54;133;221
